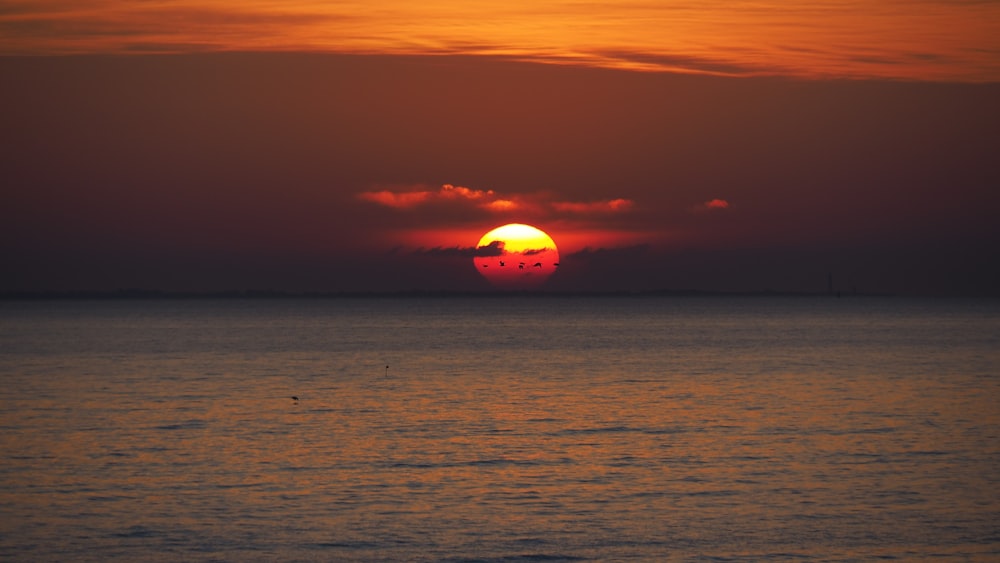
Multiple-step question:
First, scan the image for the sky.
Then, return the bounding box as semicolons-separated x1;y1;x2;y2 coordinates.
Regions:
2;2;999;295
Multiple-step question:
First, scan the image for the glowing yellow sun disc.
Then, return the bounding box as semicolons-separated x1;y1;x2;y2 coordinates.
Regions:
473;223;559;289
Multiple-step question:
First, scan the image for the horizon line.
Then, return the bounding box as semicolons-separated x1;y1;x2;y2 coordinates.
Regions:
0;288;922;300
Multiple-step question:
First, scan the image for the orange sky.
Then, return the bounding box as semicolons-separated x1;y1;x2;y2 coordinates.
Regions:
2;1;999;81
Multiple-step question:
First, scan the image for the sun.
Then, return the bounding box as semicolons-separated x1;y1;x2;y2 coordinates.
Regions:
474;223;560;289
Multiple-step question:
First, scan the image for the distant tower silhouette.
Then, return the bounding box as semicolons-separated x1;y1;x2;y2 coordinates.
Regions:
827;272;833;295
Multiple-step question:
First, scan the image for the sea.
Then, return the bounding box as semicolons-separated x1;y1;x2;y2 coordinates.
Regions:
1;296;998;562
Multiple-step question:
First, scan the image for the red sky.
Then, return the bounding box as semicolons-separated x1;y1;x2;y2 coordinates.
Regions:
2;4;999;295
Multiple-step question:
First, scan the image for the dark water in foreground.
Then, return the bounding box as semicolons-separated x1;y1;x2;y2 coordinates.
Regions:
1;297;998;561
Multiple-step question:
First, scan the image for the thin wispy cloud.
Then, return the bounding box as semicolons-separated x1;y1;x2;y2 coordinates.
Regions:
357;190;433;209
689;199;730;213
358;184;636;217
1;1;997;81
358;184;496;209
567;244;651;260
552;199;634;214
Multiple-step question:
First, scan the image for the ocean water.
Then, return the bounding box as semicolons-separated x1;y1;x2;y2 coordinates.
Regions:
1;296;998;562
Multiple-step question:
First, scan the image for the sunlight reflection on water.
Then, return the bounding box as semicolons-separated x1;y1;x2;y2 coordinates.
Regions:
1;297;998;561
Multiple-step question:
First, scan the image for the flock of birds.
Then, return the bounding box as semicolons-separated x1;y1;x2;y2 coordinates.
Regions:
481;261;559;269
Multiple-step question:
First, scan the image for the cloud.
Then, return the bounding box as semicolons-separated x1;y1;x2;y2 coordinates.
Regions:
552;198;634;214
357;184;493;209
485;199;517;211
591;50;760;76
358;184;633;217
3;3;997;82
415;240;504;258
439;184;493;201
689;198;730;213
357;190;432;208
567;244;651;260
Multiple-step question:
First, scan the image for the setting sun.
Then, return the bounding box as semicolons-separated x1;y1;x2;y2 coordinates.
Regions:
474;224;559;289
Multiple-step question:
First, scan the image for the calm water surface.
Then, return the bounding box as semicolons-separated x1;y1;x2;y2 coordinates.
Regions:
1;297;998;561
